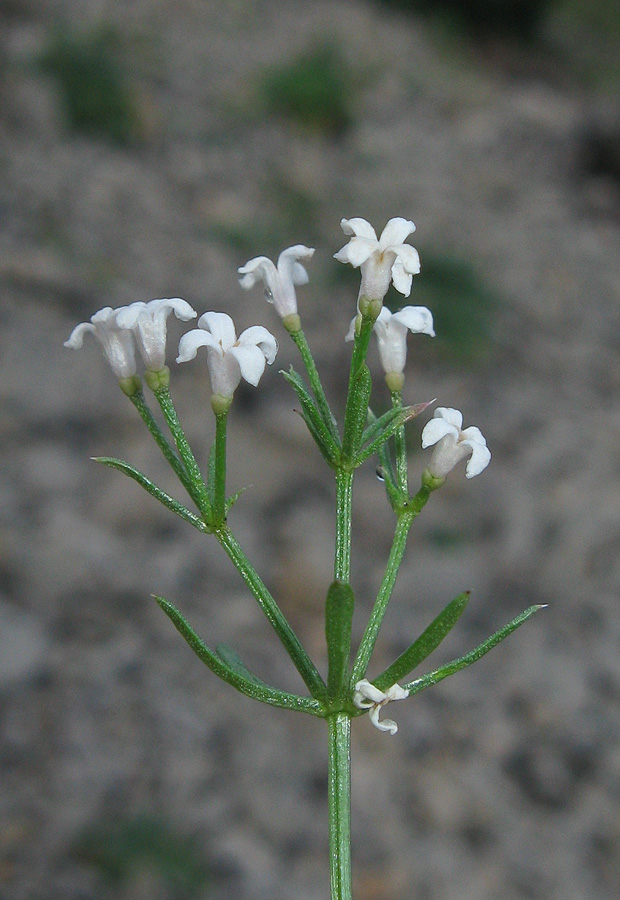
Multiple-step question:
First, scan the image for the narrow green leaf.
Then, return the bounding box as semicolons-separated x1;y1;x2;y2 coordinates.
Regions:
325;580;355;698
357;401;432;467
373;592;470;692
155;595;324;715
360;406;408;448
215;642;268;686
342;363;372;458
403;605;545;696
94;457;208;532
282;367;340;464
288;327;341;446
225;487;247;514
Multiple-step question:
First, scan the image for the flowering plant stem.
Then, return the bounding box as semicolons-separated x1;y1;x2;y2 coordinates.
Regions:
213;525;328;699
351;485;431;687
391;388;409;494
289;326;340;445
68;220;543;900
328;712;353;900
213;410;228;525
153;385;212;517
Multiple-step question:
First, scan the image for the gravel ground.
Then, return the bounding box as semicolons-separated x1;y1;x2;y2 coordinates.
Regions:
2;1;620;899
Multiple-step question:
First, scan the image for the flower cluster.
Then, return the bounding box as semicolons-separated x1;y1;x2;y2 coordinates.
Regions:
65;217;490;481
66;299;278;403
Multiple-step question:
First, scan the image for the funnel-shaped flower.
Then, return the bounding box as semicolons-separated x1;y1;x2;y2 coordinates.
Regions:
115;298;197;372
334;217;420;302
346;305;435;380
176;312;278;399
421;407;490;479
238;245;315;319
64;307;136;379
353;679;409;735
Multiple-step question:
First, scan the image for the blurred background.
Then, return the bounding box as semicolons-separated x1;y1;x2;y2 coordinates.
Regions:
1;0;620;898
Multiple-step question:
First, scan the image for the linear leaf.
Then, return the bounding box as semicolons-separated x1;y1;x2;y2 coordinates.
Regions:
155;596;323;715
403;605;545;696
357;401;432;468
373;592;470;692
325;580;355;698
215;642;268;686
343;363;372;458
94;457;208;532
281;367;340;465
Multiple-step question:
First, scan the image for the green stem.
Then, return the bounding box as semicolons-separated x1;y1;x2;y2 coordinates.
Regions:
342;316;374;457
328;712;352;900
390;389;408;495
215;525;327;700
154;386;211;518
213;410;228;524
335;470;354;583
289;327;340;445
129;391;191;490
351;485;431;686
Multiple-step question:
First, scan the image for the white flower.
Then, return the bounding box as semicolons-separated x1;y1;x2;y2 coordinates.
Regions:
421;407;490;479
334;217;421;301
238;245;315;319
64;307;137;379
115;298;197;372
346;305;435;375
353;679;409;735
176;311;278;398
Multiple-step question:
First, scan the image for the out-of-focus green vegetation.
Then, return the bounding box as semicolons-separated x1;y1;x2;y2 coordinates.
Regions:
387;253;500;365
258;42;354;137
373;0;554;41
73;814;210;898
546;0;620;90
373;0;620;89
211;173;323;258
38;24;142;144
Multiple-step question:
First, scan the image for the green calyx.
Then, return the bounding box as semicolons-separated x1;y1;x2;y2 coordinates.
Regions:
421;467;445;492
118;375;142;397
357;295;382;321
144;366;170;392
211;393;233;415
282;313;302;334
385;371;405;393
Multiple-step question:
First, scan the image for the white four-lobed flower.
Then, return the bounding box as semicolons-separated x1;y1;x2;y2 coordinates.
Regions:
238;245;315;319
115;298;197;372
64;307;137;379
421;407;490;479
346;305;435;376
353;679;409;735
334;217;421;302
176;311;278;398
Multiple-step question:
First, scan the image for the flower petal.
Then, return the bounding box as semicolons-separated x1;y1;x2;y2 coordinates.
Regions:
340;217;377;240
379;217;416;248
64;321;95;349
277;245;315;286
463;440;491;478
392;305;435;337
238;256;277;291
176;329;222;363
434;407;463;429
391;243;420;275
353;679;387;706
228;344;269;386
197;311;237;350
334;236;377;268
421;417;459;448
